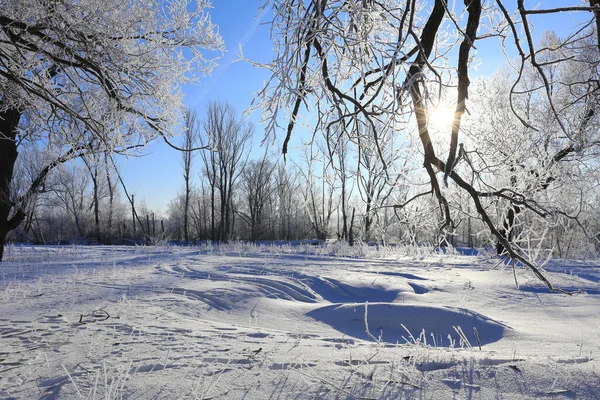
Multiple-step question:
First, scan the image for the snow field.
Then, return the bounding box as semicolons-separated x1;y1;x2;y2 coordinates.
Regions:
0;243;599;399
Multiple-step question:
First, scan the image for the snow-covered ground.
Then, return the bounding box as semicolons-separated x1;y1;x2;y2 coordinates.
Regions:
1;243;599;399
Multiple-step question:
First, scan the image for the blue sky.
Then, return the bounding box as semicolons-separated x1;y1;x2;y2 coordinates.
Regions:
119;0;592;213
119;0;274;212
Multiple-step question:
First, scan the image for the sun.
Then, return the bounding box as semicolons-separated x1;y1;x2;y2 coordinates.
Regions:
428;103;455;136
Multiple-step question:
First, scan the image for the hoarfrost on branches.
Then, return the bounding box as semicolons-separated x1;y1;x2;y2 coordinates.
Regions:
0;0;224;260
251;0;600;291
1;0;223;148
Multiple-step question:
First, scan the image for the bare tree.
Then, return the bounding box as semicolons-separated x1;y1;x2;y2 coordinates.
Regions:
52;163;91;239
239;152;276;241
103;153;119;243
200;101;252;242
296;146;335;241
274;163;304;240
181;108;200;244
81;153;113;243
328;134;353;241
355;123;407;242
254;0;600;291
199;139;219;242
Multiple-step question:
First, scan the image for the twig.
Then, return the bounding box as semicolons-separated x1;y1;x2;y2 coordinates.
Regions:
473;327;482;350
512;258;519;290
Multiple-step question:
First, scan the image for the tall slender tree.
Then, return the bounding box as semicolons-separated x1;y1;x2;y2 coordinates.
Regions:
181;109;200;244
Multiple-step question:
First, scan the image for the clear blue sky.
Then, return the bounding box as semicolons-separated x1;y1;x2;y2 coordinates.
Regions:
119;1;274;212
119;0;592;214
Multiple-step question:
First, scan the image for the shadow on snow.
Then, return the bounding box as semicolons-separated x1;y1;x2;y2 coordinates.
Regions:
307;303;507;347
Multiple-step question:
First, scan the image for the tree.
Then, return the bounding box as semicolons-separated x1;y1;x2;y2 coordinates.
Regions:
200;101;252;242
255;1;600;291
103;153;120;243
52;163;91;239
181;108;200;244
239;152;276;241
199;132;219;242
296;146;335;240
327;133;353;241
462;42;600;257
0;0;223;260
81;153;113;243
355;123;406;242
273;162;304;240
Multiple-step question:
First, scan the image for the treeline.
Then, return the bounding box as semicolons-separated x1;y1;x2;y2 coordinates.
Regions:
9;98;600;259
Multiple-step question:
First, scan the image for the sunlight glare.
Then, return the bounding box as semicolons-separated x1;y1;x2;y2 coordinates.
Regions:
428;103;455;134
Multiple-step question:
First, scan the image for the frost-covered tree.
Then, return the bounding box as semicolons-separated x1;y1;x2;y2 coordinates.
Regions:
273;162;305;240
355;122;408;242
52;162;91;239
253;1;600;291
200;101;253;242
0;0;223;260
181;108;200;244
463;35;600;258
239;154;276;241
295;145;336;240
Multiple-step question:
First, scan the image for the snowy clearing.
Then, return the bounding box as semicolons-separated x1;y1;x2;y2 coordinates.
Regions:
1;243;599;399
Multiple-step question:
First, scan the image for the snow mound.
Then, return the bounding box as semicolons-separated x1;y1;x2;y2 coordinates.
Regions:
307;303;507;347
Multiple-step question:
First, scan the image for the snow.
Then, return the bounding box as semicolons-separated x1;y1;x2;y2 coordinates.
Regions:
1;243;599;399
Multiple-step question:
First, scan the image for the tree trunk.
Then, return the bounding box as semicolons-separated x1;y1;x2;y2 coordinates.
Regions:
0;230;7;262
184;190;190;244
467;214;473;248
0;106;23;262
497;204;521;255
200;187;205;239
364;202;373;241
146;214;150;243
348;208;355;246
91;164;101;243
230;203;235;241
152;213;156;237
106;156;114;244
131;194;136;240
210;183;215;242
